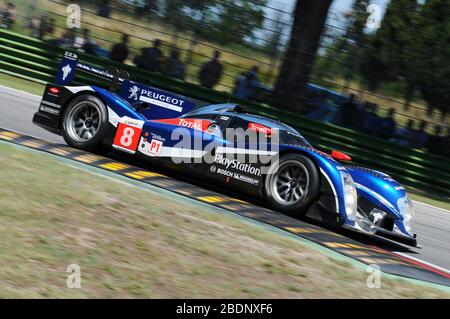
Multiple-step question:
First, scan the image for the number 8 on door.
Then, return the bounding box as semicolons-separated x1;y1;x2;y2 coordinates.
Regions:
113;118;144;154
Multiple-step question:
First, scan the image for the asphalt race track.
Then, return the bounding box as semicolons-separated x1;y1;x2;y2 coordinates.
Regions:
1;85;449;280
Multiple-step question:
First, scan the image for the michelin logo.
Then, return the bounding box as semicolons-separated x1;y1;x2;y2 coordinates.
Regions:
128;85;140;101
62;64;72;81
212;166;259;185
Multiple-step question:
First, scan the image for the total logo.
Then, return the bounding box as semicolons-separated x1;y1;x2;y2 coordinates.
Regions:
210;165;217;173
154;118;212;131
178;119;204;130
248;122;272;136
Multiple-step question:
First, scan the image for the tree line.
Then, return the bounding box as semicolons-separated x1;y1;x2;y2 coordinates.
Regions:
75;0;268;47
69;0;449;118
286;0;449;117
361;0;449;117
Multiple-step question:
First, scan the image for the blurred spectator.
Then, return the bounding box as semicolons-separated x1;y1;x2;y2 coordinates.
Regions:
134;48;147;69
165;48;185;80
134;39;164;72
360;102;382;136
427;125;444;154
389;119;415;147
340;94;359;128
442;129;450;157
74;29;86;50
306;91;328;121
0;2;16;29
306;91;341;123
60;28;76;47
24;0;38;28
98;0;112;18
110;33;129;63
29;14;42;38
47;18;56;37
38;13;53;40
199;51;223;89
233;66;260;100
413;120;429;148
29;13;53;40
82;29;97;55
378;108;397;139
74;29;89;51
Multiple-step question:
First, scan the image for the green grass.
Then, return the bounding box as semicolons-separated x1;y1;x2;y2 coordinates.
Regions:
407;187;450;211
0;72;46;96
0;141;448;298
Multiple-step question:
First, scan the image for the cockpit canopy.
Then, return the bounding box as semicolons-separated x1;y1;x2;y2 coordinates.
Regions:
183;104;312;148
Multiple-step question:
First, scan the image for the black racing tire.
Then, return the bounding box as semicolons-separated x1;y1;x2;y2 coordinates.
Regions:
61;94;108;151
264;153;319;217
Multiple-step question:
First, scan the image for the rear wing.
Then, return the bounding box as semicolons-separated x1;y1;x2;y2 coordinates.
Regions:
56;51;130;91
55;51;196;119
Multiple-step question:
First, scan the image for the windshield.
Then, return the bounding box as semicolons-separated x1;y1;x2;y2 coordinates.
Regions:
181;106;313;148
278;129;312;148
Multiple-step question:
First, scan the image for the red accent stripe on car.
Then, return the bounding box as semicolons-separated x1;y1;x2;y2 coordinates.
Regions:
248;122;272;136
152;118;212;132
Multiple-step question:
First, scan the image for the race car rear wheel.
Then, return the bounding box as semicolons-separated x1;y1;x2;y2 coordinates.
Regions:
264;154;319;216
62;94;108;151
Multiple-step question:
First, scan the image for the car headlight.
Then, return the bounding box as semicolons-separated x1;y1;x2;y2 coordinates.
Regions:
402;196;415;234
341;172;357;221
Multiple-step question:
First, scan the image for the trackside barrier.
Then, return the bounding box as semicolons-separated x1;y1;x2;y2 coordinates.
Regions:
0;29;449;197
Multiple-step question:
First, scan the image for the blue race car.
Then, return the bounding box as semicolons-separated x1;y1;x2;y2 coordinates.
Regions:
33;52;417;247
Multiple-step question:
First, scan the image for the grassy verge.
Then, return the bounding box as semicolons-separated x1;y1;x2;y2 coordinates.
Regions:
0;72;45;96
0;141;449;298
407;187;450;211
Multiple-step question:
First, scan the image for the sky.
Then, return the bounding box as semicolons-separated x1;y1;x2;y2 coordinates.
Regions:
264;0;390;30
260;0;390;46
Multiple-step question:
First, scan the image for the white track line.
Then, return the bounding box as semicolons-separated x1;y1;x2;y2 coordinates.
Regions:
0;85;41;102
413;200;450;214
393;251;450;275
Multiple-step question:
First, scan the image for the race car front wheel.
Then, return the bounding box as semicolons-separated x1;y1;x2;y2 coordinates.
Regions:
62;94;108;151
264;154;319;217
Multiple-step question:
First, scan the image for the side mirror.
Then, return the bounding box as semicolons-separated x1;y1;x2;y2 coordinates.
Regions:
331;150;352;161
